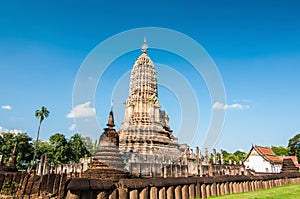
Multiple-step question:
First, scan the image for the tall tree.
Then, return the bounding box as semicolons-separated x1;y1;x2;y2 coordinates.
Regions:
271;146;289;156
82;136;97;155
233;150;247;162
33;106;50;166
48;133;70;165
68;134;91;163
0;132;34;169
288;133;300;161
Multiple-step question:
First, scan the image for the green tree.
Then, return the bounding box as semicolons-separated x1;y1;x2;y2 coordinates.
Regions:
35;140;51;161
288;133;300;161
271;146;289;156
48;133;70;165
82;136;97;155
33;106;50;164
234;150;247;162
0;132;34;169
68;134;91;163
15;133;34;168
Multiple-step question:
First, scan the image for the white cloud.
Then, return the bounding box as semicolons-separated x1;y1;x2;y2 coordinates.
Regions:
88;76;95;81
0;126;23;134
69;123;76;131
212;102;250;110
0;126;8;133
1;105;12;110
66;101;96;118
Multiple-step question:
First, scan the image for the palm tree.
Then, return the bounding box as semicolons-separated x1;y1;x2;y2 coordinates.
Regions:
32;106;49;168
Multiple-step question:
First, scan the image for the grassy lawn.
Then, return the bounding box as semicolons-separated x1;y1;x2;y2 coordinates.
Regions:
210;184;300;199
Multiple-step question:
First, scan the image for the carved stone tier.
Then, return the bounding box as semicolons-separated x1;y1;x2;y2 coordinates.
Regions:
87;111;130;180
281;158;299;173
119;39;182;160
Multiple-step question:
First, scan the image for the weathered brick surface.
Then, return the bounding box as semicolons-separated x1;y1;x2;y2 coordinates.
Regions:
46;173;56;194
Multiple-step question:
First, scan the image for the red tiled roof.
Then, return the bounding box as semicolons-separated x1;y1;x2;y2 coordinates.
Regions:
279;156;299;164
254;146;282;163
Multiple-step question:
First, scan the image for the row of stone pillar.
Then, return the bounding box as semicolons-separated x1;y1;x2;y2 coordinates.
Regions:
67;177;300;199
121;178;295;199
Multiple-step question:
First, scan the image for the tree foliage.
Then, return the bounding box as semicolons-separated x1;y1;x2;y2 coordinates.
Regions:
82;136;98;155
0;132;34;169
271;146;289;156
288;133;300;161
68;134;91;163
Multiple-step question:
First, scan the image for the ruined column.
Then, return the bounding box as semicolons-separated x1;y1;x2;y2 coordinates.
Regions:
213;149;217;164
206;184;211;198
195;184;201;198
224;182;229;194
220;183;225;195
139;187;148;199
220;149;224;165
188;184;195;199
232;182;237;193
229;182;233;194
150;187;158;199
166;186;174;199
205;148;209;164
129;189;138;199
216;183;220;196
201;184;206;198
181;185;188;199
210;183;217;196
66;190;81;199
159;187;166;199
175;186;182;199
118;188;128;199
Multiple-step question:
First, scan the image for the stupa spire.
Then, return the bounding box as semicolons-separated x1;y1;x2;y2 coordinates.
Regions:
141;37;148;53
107;105;115;128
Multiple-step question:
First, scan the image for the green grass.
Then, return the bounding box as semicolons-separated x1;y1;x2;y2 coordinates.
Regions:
210;184;300;199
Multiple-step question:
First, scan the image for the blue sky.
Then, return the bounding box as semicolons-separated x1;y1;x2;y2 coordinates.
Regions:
0;0;300;153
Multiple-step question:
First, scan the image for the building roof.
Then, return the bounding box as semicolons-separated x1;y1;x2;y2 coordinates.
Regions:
279;156;300;167
245;146;282;164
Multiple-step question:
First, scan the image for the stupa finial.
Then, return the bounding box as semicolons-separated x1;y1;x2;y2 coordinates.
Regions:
141;37;148;53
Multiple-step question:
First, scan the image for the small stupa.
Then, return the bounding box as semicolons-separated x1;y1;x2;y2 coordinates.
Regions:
85;109;130;180
4;142;18;172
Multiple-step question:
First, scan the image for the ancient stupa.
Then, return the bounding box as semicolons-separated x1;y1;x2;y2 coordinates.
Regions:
86;110;130;180
118;38;183;164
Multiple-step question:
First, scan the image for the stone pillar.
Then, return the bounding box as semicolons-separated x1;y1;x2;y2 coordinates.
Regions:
213;149;217;164
109;189;118;199
209;164;213;177
129;189;138;199
182;185;188;199
229;182;233;194
159;187;166;199
216;183;220;196
188;184;195;199
66;190;80;199
206;184;211;198
150;187;158;199
195;184;201;198
201;184;206;198
97;191;108;199
175;186;182;199
220;183;225;195
140;187;148;199
118;188;128;199
211;183;217;197
166;186;174;199
224;182;229;194
232;182;237;193
164;166;168;178
220;149;224;165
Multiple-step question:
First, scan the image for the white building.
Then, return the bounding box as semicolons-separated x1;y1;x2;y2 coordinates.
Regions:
244;146;282;173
